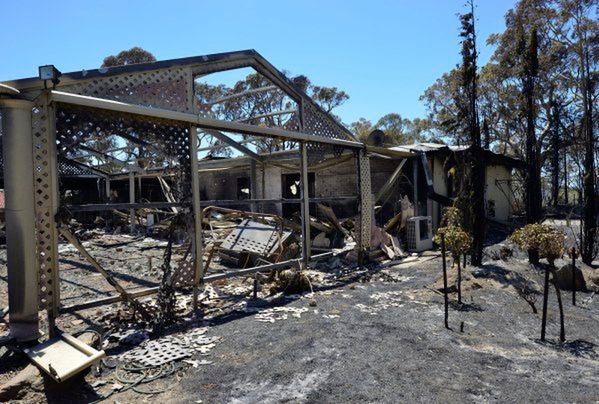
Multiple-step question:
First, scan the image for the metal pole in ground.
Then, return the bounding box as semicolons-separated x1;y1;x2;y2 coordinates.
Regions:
571;248;576;306
441;234;449;329
552;270;566;342
541;264;550;341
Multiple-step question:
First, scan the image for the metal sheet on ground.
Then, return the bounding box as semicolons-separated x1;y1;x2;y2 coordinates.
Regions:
24;333;105;382
220;219;291;255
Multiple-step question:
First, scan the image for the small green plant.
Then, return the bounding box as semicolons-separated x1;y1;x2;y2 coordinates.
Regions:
510;223;567;342
510;223;566;266
434;225;473;261
434;207;473;304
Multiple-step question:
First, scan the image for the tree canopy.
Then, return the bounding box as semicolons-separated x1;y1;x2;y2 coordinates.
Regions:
102;47;157;68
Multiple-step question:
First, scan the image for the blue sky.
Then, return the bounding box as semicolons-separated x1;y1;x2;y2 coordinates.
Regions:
1;0;516;125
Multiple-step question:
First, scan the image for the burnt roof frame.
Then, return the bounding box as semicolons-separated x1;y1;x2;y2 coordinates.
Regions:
3;49;356;142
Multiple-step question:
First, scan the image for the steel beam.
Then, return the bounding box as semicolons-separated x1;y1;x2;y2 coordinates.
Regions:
204;129;263;162
50;91;363;149
236;109;297;122
77;144;130;168
206;85;278;105
59;252;334;313
62;197;359;212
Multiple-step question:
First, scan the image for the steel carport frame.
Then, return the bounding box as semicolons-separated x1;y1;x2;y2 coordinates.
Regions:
0;49;380;341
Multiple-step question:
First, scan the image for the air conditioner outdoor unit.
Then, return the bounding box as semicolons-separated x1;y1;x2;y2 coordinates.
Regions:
407;216;433;252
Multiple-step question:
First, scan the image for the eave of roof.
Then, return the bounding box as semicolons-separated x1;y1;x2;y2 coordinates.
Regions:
388;142;524;168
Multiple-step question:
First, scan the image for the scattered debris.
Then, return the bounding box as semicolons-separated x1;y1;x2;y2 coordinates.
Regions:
355;291;407;315
239;306;309;323
120;327;221;365
23;333;105;383
271;269;313;295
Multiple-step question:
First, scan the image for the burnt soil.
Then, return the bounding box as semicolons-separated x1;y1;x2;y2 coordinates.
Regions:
1;235;598;403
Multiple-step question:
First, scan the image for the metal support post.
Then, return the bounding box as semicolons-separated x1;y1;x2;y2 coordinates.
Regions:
129;171;135;234
250;159;258;212
105;179;111;200
299;141;311;269
413;157;419;216
356;148;372;261
190;127;205;311
0;97;39;341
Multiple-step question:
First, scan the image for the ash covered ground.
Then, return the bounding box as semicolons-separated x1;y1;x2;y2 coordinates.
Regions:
0;228;598;403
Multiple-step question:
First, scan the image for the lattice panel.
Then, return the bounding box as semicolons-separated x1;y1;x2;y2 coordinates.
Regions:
59;158;106;177
303;102;347;164
32;98;60;311
171;221;199;289
59;67;192;113
55;104;193;202
303;101;348;140
54;102;198;293
358;151;372;250
172;254;195;288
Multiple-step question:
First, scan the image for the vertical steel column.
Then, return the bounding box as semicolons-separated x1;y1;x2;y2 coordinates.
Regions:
190;127;204;311
105;178;111;200
413;158;419;216
299;141;311;269
0;97;39;341
39;93;61;336
129;172;135;234
250;159;258;212
357;149;372;255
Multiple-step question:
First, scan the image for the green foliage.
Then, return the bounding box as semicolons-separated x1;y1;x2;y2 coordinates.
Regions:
423;0;598;262
194;71;349;154
349;114;430;144
510;223;567;264
102;47;156;68
350;118;374;142
433;208;473;260
440;206;462;227
311;85;349;113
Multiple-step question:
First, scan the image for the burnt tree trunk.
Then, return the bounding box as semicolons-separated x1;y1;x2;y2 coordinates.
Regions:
456;256;462;304
482;117;490;150
459;3;485;267
563;150;569;205
471;149;486;266
581;52;596;265
523;29;542;265
550;100;560;207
